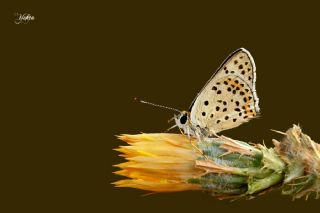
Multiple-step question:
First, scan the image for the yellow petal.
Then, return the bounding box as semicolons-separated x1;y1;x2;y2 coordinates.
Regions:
114;133;205;192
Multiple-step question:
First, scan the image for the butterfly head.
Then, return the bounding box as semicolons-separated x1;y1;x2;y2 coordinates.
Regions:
175;111;190;129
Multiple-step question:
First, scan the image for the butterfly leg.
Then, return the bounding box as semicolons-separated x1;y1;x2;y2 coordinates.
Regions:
178;126;184;135
167;116;175;123
207;129;219;138
164;124;177;132
187;127;191;138
188;132;207;159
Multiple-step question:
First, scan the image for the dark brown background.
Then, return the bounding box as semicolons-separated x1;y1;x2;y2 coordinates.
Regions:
3;1;319;212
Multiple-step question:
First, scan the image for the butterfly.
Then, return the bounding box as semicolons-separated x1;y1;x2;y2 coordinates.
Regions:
174;48;260;137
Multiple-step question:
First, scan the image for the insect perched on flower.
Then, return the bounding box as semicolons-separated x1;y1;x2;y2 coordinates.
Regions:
115;49;320;200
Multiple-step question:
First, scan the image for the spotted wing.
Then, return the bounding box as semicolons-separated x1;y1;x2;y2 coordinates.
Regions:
189;48;260;134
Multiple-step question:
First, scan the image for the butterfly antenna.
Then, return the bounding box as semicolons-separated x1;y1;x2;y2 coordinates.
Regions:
134;97;181;113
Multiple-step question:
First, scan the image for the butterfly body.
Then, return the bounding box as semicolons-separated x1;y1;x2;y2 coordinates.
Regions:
175;48;260;137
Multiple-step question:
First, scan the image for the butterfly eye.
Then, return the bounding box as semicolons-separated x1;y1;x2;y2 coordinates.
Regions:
179;114;188;125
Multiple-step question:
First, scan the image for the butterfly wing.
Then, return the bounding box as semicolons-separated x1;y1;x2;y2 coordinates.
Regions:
189;48;260;134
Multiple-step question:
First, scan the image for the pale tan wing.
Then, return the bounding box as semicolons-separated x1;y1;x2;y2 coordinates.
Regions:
190;48;259;133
